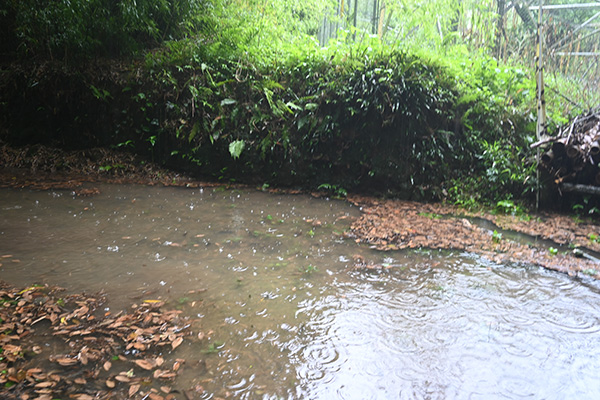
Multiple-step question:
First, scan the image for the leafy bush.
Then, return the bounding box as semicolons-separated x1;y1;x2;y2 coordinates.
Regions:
2;0;212;60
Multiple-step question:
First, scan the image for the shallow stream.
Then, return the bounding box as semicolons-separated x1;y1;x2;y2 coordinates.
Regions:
2;184;600;399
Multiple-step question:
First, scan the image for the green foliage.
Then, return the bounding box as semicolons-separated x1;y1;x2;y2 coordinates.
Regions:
302;264;318;274
3;0;587;209
317;184;347;198
495;200;524;216
492;230;503;243
3;0;211;60
229;140;245;159
418;212;442;220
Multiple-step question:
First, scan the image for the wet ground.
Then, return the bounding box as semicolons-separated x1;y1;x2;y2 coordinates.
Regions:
346;195;600;279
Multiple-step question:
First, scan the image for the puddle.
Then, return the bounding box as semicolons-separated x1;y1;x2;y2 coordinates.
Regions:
2;185;600;399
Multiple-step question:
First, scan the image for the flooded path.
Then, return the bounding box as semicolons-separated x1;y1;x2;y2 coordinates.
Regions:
2;184;600;399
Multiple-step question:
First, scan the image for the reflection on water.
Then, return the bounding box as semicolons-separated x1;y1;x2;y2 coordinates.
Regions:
2;185;600;399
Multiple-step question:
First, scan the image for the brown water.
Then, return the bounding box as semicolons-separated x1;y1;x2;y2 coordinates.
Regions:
2;184;600;399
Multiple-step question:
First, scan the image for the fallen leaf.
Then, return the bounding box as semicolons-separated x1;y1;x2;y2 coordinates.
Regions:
115;375;130;383
106;379;115;388
34;381;54;388
171;337;183;350
103;361;112;371
26;368;43;375
56;357;77;366
74;395;94;400
135;359;154;370
133;342;146;351
129;384;140;397
161;386;171;393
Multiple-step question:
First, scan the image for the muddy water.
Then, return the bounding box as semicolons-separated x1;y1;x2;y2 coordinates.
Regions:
2;185;600;399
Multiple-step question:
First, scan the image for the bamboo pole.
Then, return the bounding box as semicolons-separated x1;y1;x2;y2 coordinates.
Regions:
535;0;546;210
378;1;386;38
530;3;600;11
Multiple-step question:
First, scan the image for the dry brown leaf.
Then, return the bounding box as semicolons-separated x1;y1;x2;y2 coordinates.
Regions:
56;357;77;366
115;375;131;383
155;356;164;367
74;394;94;400
171;337;183;350
105;379;116;388
133;342;146;351
148;393;164;400
129;383;140;397
153;369;165;379
34;381;54;388
48;373;61;382
74;377;86;385
103;361;112;371
135;359;154;370
27;368;43;375
172;361;181;372
160;386;171;394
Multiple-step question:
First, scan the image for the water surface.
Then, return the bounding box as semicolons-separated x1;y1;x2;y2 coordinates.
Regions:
1;184;600;399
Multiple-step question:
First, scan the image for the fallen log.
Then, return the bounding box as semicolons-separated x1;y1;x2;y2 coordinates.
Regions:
551;138;567;156
560;182;600;195
566;144;583;159
538;107;600;188
541;150;554;164
589;140;600;156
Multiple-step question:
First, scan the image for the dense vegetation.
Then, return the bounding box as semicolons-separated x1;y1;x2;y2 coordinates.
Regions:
1;0;598;208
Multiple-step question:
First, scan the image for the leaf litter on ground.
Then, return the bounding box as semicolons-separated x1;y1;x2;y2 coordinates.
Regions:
0;281;196;399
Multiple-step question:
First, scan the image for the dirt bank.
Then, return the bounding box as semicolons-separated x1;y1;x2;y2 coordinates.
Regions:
346;195;600;279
